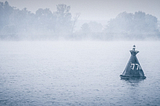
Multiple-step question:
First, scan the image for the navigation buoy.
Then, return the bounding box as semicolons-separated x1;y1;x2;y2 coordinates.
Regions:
120;45;146;79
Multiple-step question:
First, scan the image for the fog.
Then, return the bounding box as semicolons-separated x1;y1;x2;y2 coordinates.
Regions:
0;1;160;40
1;1;160;105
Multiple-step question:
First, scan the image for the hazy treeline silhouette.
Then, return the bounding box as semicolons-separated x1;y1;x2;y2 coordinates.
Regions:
0;1;160;40
104;12;160;40
0;1;75;40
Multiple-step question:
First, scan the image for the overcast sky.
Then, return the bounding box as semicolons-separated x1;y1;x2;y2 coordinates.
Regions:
1;0;160;20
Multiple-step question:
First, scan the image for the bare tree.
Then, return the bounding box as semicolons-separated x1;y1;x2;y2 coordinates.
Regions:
71;13;80;33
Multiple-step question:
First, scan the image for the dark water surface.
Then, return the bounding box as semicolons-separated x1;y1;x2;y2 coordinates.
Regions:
0;41;160;106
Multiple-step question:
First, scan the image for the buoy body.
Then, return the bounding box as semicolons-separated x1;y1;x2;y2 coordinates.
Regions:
120;45;146;79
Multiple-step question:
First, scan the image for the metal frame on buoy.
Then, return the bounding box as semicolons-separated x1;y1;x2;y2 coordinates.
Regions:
120;45;146;80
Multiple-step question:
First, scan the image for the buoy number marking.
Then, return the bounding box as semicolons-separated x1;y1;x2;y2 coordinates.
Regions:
131;63;139;70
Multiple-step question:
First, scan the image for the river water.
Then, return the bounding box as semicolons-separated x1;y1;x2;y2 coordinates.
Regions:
0;41;160;106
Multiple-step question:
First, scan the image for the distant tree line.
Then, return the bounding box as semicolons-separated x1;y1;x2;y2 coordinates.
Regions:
0;1;160;40
74;11;160;40
104;11;160;40
0;1;77;40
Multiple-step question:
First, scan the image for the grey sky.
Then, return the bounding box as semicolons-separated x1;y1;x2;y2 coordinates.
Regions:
1;0;160;20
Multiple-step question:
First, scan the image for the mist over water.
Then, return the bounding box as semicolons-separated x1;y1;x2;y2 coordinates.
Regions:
0;41;160;106
0;0;160;106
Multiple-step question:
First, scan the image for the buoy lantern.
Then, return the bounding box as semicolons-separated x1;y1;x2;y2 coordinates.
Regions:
120;45;146;79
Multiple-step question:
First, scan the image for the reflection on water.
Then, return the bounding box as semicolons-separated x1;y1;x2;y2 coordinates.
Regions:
122;77;146;85
0;41;160;106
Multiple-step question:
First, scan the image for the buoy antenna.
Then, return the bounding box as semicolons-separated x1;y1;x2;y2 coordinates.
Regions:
133;45;136;51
